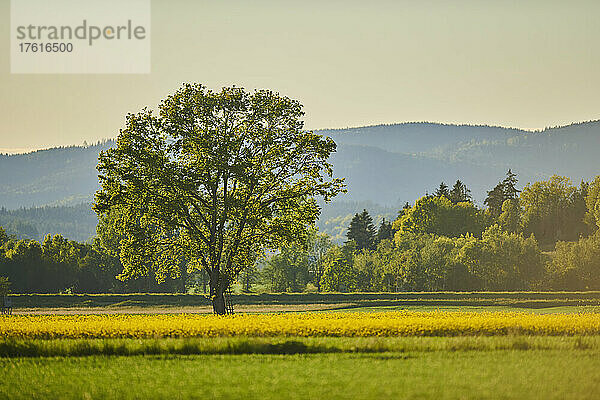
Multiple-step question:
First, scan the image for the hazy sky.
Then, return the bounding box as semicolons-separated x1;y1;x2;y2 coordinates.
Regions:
1;0;600;151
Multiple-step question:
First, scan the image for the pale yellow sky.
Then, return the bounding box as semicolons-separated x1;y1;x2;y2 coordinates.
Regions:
1;0;600;150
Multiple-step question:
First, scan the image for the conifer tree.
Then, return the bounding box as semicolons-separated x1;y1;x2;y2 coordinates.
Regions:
376;218;393;243
449;180;472;204
346;209;377;251
502;169;520;200
435;182;450;199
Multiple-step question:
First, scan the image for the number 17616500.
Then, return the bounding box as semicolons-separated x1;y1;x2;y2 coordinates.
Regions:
19;42;73;53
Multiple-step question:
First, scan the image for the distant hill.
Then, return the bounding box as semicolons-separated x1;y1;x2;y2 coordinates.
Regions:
321;122;523;155
0;141;113;209
1;121;599;242
322;121;600;205
328;143;501;205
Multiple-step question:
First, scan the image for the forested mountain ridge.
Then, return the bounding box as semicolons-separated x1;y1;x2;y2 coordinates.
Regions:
1;121;599;242
329;143;501;205
0;141;113;209
0;203;96;242
321;120;600;163
322;121;600;205
320;122;527;155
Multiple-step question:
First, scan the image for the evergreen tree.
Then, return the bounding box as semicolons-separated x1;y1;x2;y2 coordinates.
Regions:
449;180;472;204
376;218;393;243
502;169;520;200
435;182;450;199
346;209;377;251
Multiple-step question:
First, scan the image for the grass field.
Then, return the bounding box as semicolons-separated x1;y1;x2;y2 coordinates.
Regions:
0;336;599;357
2;348;599;399
3;293;600;399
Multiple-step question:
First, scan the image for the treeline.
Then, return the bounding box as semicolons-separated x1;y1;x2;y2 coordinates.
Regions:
0;229;193;293
1;171;599;294
260;172;600;292
255;217;544;292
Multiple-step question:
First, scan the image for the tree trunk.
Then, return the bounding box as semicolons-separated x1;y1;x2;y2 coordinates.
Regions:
210;269;227;315
211;290;226;315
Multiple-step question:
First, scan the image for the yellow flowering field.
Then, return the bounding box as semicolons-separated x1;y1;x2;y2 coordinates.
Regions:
2;312;600;339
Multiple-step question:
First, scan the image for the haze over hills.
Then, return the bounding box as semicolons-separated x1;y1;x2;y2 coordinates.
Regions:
0;141;114;209
324;121;600;205
1;121;599;242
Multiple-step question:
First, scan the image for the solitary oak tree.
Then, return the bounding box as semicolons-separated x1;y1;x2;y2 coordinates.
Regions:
94;83;344;314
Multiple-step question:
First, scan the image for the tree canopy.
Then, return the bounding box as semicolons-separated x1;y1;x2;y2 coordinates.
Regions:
484;170;520;218
393;196;485;239
586;176;600;229
520;175;588;245
484;183;506;218
435;182;450;199
502;169;520;200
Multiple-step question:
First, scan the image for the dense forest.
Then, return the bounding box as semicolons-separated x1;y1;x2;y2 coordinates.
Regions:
0;228;196;294
1;171;599;293
326;120;600;204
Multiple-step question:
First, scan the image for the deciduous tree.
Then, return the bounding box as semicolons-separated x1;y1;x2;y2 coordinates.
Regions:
394;196;485;239
520;176;588;245
586;176;600;230
94;83;344;314
484;183;505;218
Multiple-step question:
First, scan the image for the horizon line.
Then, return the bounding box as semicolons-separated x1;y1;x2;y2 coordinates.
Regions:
3;118;599;156
313;119;600;133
